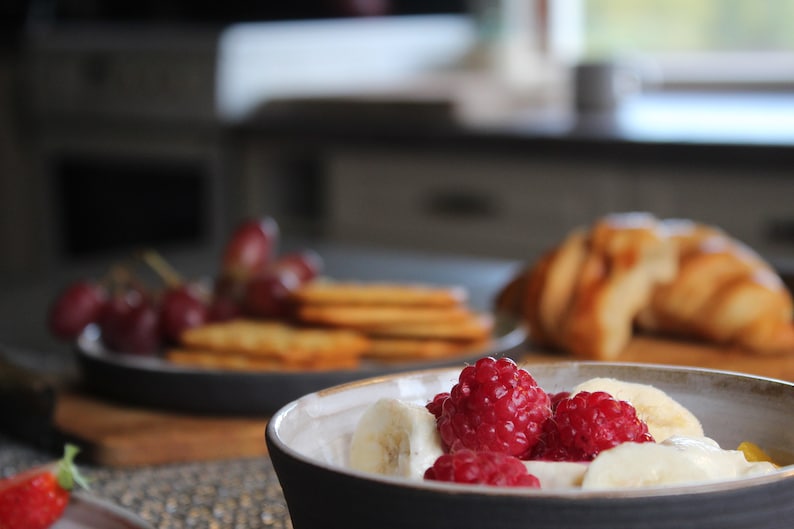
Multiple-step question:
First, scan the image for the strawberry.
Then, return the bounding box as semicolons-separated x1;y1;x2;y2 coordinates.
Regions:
0;444;89;529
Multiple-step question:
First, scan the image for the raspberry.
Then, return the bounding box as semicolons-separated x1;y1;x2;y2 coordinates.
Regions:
533;391;655;462
426;392;450;419
436;356;551;458
549;391;570;411
424;449;541;488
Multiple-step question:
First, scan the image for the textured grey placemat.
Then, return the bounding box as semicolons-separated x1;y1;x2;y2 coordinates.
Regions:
0;435;292;528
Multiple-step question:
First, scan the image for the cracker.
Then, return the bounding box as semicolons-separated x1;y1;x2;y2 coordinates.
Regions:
290;281;468;307
360;312;494;340
166;348;360;372
179;319;370;363
363;337;490;361
294;304;472;328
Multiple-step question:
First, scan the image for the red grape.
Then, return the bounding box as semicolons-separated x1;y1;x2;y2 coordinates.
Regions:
243;268;300;319
106;302;161;355
160;284;209;343
221;217;279;280
208;274;246;322
47;280;107;341
98;289;144;334
207;294;243;322
213;273;246;301
274;249;324;283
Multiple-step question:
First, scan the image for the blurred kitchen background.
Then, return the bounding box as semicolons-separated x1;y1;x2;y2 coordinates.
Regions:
2;0;794;287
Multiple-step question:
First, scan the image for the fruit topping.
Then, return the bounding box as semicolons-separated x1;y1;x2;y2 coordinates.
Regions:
425;392;450;419
424;448;541;488
549;391;571;411
737;441;776;464
532;390;655;462
435;356;551;458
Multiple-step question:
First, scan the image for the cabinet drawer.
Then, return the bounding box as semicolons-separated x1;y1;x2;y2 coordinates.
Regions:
633;167;794;259
326;150;627;259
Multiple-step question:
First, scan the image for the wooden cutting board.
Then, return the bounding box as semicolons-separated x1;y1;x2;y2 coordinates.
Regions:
53;392;269;467
520;334;794;383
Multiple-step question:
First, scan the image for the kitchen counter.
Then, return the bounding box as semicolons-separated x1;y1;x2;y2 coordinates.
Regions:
229;90;794;166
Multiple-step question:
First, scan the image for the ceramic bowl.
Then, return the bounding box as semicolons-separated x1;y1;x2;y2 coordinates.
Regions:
266;361;794;529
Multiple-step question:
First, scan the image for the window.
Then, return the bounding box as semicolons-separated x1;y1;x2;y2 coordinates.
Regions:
579;0;794;88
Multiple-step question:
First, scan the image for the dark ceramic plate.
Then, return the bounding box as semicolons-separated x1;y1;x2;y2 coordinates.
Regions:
53;492;154;529
74;315;525;415
267;362;794;529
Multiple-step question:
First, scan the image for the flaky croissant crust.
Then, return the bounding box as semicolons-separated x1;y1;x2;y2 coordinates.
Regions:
497;213;794;359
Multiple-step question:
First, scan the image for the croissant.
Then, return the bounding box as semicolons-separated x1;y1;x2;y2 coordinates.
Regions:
497;213;794;359
500;212;677;360
636;219;794;355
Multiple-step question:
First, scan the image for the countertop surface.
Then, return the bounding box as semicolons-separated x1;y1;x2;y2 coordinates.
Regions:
230;89;794;165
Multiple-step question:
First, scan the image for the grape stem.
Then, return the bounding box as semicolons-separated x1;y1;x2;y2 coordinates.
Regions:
105;263;149;297
138;250;184;289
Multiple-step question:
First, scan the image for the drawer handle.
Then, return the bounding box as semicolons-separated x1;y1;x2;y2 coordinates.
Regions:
423;189;497;220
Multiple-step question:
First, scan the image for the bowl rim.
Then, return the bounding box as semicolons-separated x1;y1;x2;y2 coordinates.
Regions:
266;360;794;500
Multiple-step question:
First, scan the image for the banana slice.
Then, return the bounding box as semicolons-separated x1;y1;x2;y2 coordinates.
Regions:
582;436;778;489
349;398;444;480
522;461;589;490
571;377;704;442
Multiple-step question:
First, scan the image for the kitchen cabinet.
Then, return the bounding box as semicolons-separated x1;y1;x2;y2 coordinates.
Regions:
325;149;629;260
631;165;794;260
322;148;794;263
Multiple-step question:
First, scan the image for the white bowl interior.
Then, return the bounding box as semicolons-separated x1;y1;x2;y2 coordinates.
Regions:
270;362;794;492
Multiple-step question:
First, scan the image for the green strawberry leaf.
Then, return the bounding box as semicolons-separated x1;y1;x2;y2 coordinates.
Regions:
56;444;91;491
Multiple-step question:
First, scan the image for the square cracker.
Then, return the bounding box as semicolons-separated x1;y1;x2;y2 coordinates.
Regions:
179;319;370;363
359;312;494;340
363;337;491;361
165;348;361;371
290;281;468;307
294;304;472;328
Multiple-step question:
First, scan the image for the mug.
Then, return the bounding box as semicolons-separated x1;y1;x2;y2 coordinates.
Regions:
573;60;644;113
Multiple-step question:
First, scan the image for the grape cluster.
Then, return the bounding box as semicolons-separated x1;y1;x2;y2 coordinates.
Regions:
46;216;323;355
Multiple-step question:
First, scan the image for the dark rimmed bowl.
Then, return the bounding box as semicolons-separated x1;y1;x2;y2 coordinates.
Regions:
266;361;794;529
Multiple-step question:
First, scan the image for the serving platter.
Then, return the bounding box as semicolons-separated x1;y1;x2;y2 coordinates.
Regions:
53;493;153;529
74;315;525;416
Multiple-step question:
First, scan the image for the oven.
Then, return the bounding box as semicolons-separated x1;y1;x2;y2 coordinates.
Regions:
23;22;231;271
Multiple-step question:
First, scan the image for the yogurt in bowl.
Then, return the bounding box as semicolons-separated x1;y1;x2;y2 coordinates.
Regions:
266;360;794;529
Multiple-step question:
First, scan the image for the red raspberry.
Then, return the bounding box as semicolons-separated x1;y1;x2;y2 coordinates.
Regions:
436;356;551;458
549;391;570;411
424;449;541;488
533;391;655;462
426;392;450;419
